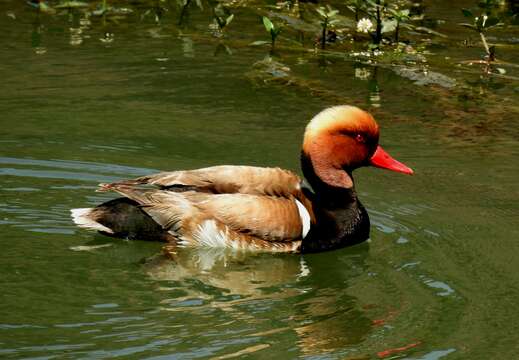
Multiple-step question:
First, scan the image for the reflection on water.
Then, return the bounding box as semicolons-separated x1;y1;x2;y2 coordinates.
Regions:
143;245;372;356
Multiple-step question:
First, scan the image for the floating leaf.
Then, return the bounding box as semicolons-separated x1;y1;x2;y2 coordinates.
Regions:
414;26;448;38
460;23;478;31
250;40;270;46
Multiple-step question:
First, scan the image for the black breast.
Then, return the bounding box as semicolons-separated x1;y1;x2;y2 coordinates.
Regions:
300;189;370;253
299;152;371;253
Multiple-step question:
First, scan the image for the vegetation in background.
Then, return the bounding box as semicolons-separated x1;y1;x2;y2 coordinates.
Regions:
261;16;281;50
460;0;504;74
316;5;339;49
20;0;519;84
210;1;234;35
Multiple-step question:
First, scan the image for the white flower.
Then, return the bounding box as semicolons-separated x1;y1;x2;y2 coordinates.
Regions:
355;67;371;80
357;18;373;33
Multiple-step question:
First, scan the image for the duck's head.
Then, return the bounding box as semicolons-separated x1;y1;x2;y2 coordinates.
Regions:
302;105;413;188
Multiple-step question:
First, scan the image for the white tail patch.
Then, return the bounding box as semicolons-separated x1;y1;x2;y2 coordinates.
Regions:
70;208;114;234
295;199;311;239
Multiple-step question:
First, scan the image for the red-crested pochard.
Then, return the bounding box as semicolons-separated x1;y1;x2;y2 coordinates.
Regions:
71;106;413;253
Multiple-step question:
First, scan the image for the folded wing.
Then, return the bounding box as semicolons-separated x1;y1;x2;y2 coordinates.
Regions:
100;165;302;197
110;186;305;243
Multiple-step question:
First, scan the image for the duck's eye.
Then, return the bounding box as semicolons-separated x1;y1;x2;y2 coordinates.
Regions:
355;134;366;143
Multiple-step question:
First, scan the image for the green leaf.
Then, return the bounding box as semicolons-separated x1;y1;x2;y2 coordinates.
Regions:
225;14;234;26
39;2;56;14
262;16;274;32
366;0;377;7
381;19;397;33
316;7;327;18
461;8;473;18
328;9;339;17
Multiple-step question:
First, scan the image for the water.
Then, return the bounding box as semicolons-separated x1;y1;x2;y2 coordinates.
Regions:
1;1;518;359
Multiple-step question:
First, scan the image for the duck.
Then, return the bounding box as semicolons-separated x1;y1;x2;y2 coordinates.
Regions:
71;105;413;253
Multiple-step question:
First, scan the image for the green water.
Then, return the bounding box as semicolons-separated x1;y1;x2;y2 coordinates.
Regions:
1;1;518;359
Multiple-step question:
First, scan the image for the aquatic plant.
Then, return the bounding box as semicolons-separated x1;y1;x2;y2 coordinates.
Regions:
316;5;339;49
387;7;410;43
460;4;502;69
211;2;234;34
141;0;169;24
177;0;203;26
92;0;108;15
348;0;414;47
28;0;56;14
262;16;282;50
346;0;368;22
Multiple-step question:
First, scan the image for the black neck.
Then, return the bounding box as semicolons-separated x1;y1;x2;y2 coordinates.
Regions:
300;152;370;253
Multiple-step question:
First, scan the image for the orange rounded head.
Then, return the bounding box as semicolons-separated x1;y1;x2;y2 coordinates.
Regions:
302;105;413;175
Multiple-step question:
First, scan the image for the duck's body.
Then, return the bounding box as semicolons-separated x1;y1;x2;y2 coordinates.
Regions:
71;106;412;253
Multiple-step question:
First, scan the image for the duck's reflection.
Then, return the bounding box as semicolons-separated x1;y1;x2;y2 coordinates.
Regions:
143;243;373;355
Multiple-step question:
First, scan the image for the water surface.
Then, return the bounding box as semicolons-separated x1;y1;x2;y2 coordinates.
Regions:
1;1;518;359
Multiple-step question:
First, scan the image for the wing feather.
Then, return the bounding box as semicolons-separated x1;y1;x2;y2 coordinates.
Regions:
100;165;302;197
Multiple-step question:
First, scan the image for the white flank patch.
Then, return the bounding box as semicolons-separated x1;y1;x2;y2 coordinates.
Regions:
193;220;239;250
295;199;311;239
70;208;114;234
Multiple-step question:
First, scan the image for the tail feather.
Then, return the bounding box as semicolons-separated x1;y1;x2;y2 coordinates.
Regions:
70;208;114;234
71;198;175;242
